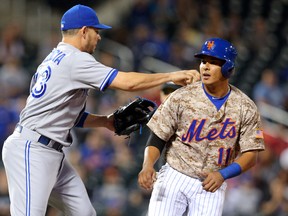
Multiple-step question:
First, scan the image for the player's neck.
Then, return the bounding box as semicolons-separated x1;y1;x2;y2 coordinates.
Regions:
203;83;230;98
62;37;82;51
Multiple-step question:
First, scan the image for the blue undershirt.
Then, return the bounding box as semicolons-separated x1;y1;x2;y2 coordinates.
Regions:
203;84;231;111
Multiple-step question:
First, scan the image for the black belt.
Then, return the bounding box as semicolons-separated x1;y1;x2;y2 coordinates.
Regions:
38;135;63;151
15;124;63;152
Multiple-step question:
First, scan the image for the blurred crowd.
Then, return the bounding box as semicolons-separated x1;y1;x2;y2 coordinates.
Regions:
0;0;288;216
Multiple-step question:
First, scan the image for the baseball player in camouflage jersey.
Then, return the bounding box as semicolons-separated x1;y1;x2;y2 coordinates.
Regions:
138;38;265;216
1;4;200;216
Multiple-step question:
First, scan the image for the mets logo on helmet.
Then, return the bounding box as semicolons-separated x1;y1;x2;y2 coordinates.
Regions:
207;41;215;50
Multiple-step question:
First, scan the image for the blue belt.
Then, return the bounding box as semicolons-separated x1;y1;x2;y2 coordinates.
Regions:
15;124;63;152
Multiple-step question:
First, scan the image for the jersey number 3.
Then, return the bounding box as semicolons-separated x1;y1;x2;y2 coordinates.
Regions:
31;66;52;98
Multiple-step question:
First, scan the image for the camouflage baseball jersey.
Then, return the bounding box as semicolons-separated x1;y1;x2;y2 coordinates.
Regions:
147;81;265;179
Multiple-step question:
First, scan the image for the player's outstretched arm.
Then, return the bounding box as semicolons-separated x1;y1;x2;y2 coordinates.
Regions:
109;70;200;91
77;113;115;130
138;146;161;190
202;150;259;193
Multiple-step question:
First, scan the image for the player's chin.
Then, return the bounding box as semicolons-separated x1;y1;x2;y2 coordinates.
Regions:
88;48;95;54
87;45;97;54
201;78;213;85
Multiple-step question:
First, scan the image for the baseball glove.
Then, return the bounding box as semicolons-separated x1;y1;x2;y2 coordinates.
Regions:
113;97;157;136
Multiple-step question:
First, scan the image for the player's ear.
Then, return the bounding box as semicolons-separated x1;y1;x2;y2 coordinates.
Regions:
80;26;88;38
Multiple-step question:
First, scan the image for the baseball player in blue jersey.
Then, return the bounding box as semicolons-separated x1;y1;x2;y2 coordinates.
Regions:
138;38;265;216
1;4;200;216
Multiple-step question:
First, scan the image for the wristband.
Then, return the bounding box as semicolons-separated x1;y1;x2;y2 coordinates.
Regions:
219;162;242;180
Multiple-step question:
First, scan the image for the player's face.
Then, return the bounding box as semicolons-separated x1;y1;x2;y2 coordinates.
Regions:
84;27;101;54
199;56;226;85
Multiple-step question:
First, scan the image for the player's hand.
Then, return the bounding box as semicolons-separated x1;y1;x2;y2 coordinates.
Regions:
201;171;225;193
138;166;157;190
170;70;200;86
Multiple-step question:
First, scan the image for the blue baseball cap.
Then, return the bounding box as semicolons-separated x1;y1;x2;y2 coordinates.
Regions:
61;4;111;31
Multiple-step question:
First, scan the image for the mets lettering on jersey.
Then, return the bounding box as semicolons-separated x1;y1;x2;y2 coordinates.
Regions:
182;118;236;142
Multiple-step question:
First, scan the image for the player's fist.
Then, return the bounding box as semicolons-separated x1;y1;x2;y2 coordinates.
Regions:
201;171;224;193
138;166;157;190
170;70;200;86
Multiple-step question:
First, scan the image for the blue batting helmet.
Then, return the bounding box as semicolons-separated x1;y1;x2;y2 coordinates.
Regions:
194;38;237;78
